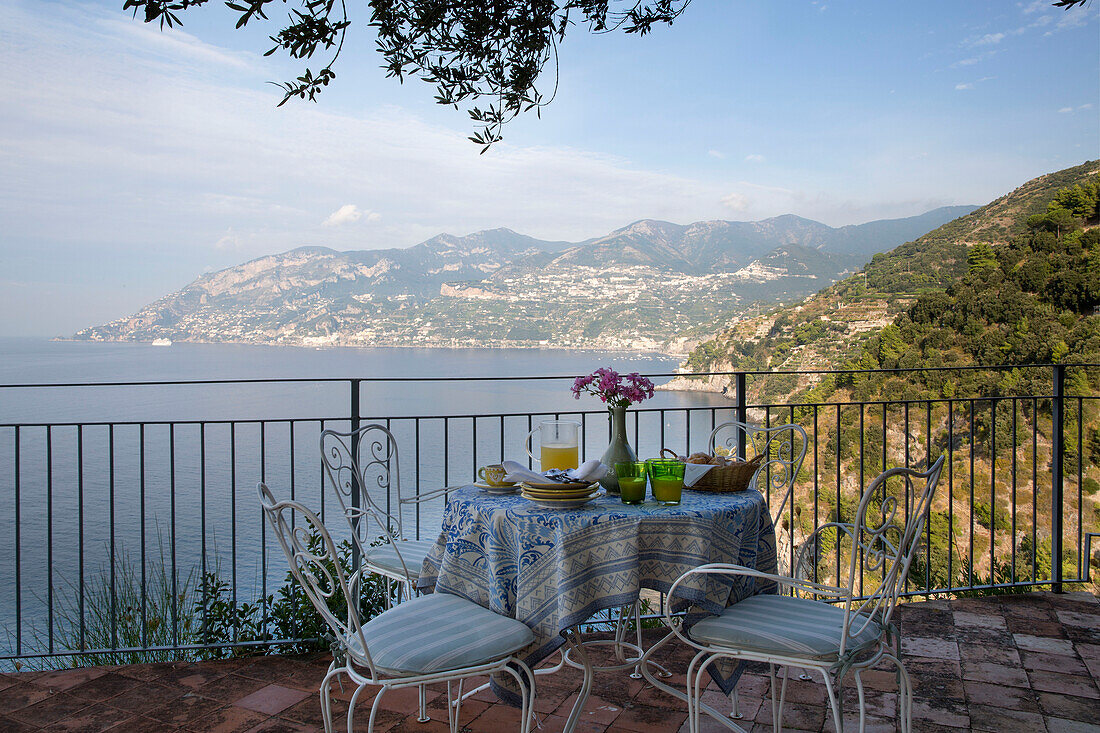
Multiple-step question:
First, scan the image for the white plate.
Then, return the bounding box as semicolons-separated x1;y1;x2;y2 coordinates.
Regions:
521;481;598;492
521;490;601;509
475;482;519;494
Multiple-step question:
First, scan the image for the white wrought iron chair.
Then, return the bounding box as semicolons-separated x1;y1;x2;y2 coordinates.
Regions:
665;455;944;733
706;420;808;544
320;425;449;605
258;482;537;733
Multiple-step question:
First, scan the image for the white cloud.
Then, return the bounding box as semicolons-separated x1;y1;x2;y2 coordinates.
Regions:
744;154;766;163
707;149;725;159
973;32;1006;46
1080;104;1094;110
1059;107;1075;113
323;204;367;227
955;83;974;91
720;193;749;212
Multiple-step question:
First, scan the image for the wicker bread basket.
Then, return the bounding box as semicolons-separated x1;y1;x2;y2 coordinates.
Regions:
659;449;764;493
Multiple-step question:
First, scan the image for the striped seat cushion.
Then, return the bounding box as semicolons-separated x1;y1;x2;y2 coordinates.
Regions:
364;539;436;580
689;594;883;661
352;593;535;675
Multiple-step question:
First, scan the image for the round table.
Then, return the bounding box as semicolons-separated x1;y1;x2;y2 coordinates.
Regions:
417;486;777;727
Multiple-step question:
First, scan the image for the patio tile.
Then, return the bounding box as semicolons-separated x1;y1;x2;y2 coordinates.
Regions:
183;704;269;733
958;640;1021;666
197;673;273;703
27;667;107;692
900;636;960;660
752;700;827;730
235;683;311;716
960;659;1031;687
1017;634;1079;655
1045;718;1100;733
242;718;321;733
1028;670;1100;699
967;702;1045;732
0;682;56;714
1037;691;1100;722
552;692;624;726
40;699;134;732
538;712;607;732
1022;650;1090;675
613;700;689;732
145;691;226;726
102;714;175;732
911;697;970;729
65;671;143;701
7;692;93;728
963;679;1039;711
103;681;185;714
0;715;39;732
953;610;1007;630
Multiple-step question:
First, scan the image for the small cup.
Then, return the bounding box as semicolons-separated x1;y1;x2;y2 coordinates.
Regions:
614;462;648;504
478;464;513;487
647;459;685;506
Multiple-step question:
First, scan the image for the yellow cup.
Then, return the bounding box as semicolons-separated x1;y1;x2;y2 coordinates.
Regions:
478;464;514;487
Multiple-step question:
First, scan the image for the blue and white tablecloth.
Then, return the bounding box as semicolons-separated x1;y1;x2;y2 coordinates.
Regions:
417;487;777;699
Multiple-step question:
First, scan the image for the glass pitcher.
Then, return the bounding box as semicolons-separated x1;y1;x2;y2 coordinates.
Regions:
524;420;581;470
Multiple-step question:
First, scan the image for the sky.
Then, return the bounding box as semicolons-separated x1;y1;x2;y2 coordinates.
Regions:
0;0;1097;337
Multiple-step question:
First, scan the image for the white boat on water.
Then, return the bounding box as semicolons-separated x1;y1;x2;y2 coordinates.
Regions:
151;338;173;346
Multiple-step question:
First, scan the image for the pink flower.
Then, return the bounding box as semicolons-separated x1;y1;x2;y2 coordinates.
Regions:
571;367;656;407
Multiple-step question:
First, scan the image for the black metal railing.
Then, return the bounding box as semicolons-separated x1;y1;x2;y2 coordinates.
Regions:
0;364;1095;666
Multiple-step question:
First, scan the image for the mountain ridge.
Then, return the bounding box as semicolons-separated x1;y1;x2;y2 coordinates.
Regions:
72;206;976;351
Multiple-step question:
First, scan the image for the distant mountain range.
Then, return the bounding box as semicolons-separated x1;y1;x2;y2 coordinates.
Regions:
72;206;975;352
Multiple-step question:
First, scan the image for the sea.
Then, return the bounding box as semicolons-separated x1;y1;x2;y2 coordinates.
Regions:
0;338;738;661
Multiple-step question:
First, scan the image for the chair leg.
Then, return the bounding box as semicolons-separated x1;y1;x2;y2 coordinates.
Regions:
319;667;341;733
820;672;843;733
417;684;429;723
854;668;867;733
353;682;376;733
685;650;708;733
881;652;912;733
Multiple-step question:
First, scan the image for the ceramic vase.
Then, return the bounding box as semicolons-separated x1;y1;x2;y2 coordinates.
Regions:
598;405;637;495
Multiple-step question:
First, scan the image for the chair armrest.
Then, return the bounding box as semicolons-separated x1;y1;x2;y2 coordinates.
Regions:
667;563;849;612
399;485;463;504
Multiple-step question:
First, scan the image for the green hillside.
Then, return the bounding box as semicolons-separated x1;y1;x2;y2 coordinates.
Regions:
674;162;1100;595
678;161;1100;403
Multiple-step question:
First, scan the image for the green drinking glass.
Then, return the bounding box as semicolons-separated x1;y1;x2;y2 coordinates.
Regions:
614;461;648;504
647;459;685;506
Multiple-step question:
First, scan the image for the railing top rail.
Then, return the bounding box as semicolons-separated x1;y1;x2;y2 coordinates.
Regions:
0;362;1095;389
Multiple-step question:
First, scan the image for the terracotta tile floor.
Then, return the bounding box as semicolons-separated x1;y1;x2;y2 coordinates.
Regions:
1;591;1098;732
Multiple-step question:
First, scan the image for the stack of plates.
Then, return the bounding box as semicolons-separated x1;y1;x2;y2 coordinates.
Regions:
520;481;601;509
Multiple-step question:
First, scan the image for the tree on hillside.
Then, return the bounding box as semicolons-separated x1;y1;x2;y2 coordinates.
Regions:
125;0;689;150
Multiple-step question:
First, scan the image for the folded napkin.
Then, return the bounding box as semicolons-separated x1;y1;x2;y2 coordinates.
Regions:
683;463;715;487
502;459;608;484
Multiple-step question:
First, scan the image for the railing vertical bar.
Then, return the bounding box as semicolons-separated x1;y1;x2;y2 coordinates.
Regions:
812;405;819;586
947;400;954;591
735;373;747;460
140;424;147;647
289;421;295;502
835;405;841;582
858;403;865;596
968;399;975;589
350;381;362;572
415;418;422;540
444;419;450;487
260;421;267;634
1051;364;1064;593
903;402;910;594
47;425;53;654
526;415;532;470
200;422;207;637
319;419;326;521
231;422;237;607
925;399;932;595
472;417;478;484
109;424;117;650
1077;396;1084;578
990;399;997;582
660;409;666;454
581;412;588;463
1032;397;1038;582
1011;398;1018;582
170;423;178;646
633;409;640;454
14;426;20;655
78;424;85;651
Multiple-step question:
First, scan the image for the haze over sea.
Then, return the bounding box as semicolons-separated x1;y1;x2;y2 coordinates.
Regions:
0;338;736;657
